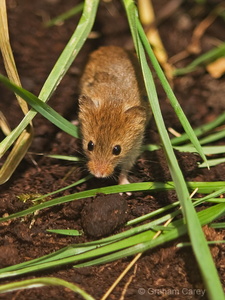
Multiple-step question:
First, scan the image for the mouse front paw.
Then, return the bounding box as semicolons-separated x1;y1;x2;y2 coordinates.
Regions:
119;174;132;196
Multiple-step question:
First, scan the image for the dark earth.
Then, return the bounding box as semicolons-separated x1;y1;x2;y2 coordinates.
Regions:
0;0;225;299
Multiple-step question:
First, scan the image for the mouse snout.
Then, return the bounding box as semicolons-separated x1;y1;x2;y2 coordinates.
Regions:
88;160;114;178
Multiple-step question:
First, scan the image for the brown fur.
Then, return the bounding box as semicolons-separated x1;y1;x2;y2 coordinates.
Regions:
78;46;151;183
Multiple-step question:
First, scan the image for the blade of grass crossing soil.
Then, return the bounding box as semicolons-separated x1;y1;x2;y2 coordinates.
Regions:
0;202;223;278
136;18;208;167
76;202;225;268
0;180;224;223
0;277;95;300
171;112;225;145
0;0;99;157
45;3;84;27
0;75;79;138
173;42;225;76
0;0;33;183
123;1;224;299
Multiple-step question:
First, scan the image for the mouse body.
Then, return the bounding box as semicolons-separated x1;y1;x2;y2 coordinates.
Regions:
78;46;150;186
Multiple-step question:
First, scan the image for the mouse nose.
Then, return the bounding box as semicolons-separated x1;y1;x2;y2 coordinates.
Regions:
94;170;107;178
88;161;113;178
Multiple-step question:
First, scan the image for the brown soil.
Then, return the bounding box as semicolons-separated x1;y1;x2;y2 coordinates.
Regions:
0;0;225;299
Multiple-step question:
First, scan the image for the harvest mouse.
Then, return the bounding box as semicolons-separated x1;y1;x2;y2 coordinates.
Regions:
78;46;150;187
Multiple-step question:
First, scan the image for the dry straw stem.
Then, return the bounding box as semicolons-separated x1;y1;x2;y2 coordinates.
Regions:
119;264;137;300
137;0;173;80
188;4;224;55
0;0;99;159
0;0;33;184
101;189;199;300
170;3;225;64
206;57;225;78
0;0;29;114
0;111;11;136
100;218;173;300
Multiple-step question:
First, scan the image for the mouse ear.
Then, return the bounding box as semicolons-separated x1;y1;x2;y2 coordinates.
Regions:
79;95;99;108
125;106;146;125
79;95;94;106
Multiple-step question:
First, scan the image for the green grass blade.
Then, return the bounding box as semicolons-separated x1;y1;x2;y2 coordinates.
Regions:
75;202;225;268
144;144;225;156
177;241;225;247
45;3;84;27
173;42;225;76
38;0;99;104
0;201;224;279
0;74;79;138
136;19;208;166
1;181;225;223
31;174;92;204
0;211;181;274
123;1;224;299
176;145;225;155
171;112;225;145
0;244;101;273
199;158;225;168
198;130;225;145
194;187;225;207
46;229;82;236
0;0;99;157
81;210;181;247
210;222;225;229
126;201;180;226
0;277;95;300
0;231;156;278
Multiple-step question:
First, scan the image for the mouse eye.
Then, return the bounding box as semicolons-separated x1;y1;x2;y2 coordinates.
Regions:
87;141;94;151
112;145;121;156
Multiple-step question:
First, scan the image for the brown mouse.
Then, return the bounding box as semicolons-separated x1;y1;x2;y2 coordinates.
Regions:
78;46;151;187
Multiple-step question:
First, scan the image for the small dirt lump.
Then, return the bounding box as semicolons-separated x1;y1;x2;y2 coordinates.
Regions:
81;194;128;238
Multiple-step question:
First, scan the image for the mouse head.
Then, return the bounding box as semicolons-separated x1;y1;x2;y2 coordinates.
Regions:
79;95;146;178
